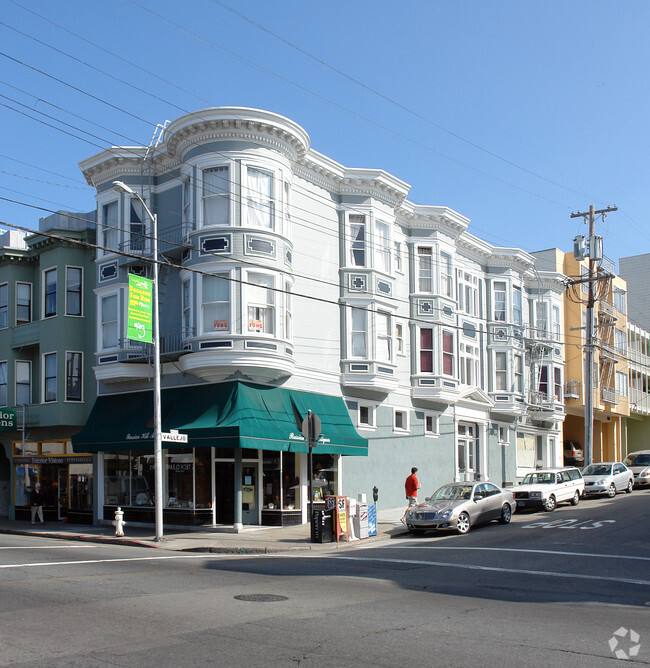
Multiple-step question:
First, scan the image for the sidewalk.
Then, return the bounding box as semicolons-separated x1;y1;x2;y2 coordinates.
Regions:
0;507;409;554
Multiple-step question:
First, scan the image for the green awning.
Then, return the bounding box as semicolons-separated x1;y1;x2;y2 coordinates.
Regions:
72;381;367;456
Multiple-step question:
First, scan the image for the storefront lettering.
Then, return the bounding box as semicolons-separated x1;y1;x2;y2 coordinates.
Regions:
126;432;153;440
13;456;93;464
289;432;306;441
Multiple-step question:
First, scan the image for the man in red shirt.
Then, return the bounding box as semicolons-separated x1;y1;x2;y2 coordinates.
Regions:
402;467;421;524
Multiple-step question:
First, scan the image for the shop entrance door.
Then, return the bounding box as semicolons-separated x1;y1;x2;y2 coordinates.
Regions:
242;464;258;525
214;462;234;525
57;468;68;520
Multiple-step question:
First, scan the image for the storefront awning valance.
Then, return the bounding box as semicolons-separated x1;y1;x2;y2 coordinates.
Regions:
72;381;367;457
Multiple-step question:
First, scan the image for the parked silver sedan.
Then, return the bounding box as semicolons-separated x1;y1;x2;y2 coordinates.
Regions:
582;462;634;497
405;481;516;535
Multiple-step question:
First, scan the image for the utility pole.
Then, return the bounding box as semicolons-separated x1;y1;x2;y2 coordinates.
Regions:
570;205;617;467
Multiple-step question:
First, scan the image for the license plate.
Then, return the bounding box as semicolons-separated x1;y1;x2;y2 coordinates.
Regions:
517;500;525;507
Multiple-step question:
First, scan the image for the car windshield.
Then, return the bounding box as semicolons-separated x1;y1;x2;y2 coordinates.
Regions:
624;453;650;466
430;485;473;501
522;472;555;484
582;464;612;476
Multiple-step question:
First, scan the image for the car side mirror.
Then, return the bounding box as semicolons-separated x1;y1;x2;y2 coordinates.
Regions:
424;497;430;502
474;493;483;501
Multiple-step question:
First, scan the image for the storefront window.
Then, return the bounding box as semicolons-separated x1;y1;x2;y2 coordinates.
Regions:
130;452;155;507
282;453;299;510
14;441;38;456
195;448;211;509
14;465;37;506
311;454;338;501
166;449;194;508
69;464;93;512
104;454;130;505
263;454;281;509
41;441;65;455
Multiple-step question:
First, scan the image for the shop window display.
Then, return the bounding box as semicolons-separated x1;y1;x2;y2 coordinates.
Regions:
166;449;194;508
263;452;299;510
311;454;337;501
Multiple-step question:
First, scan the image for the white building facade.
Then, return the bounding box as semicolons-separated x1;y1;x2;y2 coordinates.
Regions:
73;107;565;527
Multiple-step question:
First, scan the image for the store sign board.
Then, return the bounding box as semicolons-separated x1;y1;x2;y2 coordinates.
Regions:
14;456;93;464
127;274;153;343
0;409;16;430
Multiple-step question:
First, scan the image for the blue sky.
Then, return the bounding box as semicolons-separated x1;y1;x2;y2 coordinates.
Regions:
0;0;648;269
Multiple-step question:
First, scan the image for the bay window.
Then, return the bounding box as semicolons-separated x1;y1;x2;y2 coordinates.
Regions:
102;201;119;251
417;247;432;292
182;279;191;337
16;282;31;325
247;273;275;334
202;166;230;226
65;267;82;316
0;361;6;406
375;221;390;273
420;328;433;372
494;281;506;321
440;252;453;297
66;352;82;402
349;215;366;266
202;273;230;334
376;311;392;362
43;352;57;402
247;167;274;229
100;294;118;349
16;360;31;405
442;330;454;376
350;307;368;358
44;268;57;318
495;351;508;391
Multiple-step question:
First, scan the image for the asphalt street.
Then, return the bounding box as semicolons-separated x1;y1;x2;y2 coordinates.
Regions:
0;491;648;667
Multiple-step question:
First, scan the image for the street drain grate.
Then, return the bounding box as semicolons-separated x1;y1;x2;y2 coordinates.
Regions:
234;594;288;602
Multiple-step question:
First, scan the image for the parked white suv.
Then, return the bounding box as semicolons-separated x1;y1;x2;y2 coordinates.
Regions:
514;467;585;512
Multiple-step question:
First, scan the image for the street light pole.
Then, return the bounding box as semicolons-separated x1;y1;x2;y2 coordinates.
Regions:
113;181;164;541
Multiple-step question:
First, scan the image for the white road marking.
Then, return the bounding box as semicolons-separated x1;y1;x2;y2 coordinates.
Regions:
0;555;213;569
0;545;97;550
324;555;650;587
383;544;650;563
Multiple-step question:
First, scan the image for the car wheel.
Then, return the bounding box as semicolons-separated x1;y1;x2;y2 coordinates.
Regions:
570;491;580;506
607;483;616;498
543;495;557;512
456;512;471;534
626;479;634;494
499;504;512;524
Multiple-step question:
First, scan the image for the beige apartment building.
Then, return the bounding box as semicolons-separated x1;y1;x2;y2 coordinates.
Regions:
533;249;629;463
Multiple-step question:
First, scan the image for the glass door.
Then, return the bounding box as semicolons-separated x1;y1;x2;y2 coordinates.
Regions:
242;464;258;525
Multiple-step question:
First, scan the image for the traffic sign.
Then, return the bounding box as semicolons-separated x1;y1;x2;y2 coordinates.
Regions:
161;430;188;443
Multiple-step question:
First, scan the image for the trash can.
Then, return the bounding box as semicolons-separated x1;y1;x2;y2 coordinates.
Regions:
311;509;334;543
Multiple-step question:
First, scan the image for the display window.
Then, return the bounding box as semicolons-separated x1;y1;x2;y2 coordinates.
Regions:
12;440;94;522
311;454;338;501
263;452;300;511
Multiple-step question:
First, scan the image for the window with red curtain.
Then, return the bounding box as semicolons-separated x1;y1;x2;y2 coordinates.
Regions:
420;328;433;372
442;331;454;376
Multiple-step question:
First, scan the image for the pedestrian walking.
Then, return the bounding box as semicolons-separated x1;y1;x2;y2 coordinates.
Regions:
30;482;45;525
401;467;421;524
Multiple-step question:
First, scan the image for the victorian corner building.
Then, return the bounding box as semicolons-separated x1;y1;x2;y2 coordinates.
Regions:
2;107;577;528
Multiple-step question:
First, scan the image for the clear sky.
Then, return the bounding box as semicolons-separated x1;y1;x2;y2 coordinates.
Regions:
1;0;648;269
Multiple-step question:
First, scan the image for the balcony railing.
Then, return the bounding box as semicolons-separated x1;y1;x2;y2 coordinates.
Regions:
601;386;617;404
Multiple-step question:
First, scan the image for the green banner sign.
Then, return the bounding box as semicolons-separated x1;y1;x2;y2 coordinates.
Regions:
127;274;153;343
0;409;16;430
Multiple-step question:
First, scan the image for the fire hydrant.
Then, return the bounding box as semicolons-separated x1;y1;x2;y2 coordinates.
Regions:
113;507;126;537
